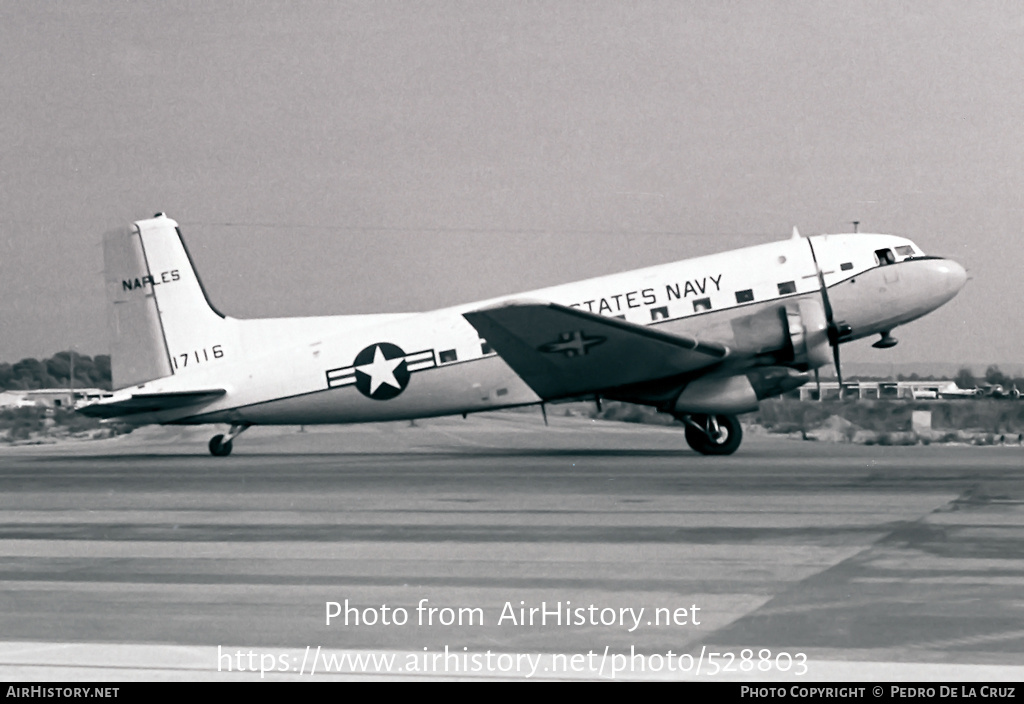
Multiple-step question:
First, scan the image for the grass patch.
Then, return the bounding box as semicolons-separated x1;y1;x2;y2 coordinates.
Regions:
754;399;1024;435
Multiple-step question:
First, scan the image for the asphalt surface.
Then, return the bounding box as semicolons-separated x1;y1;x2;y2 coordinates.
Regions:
0;412;1022;680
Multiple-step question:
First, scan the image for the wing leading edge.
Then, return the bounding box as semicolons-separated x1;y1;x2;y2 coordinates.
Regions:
463;301;728;400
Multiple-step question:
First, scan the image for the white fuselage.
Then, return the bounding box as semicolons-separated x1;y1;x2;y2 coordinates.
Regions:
103;232;966;426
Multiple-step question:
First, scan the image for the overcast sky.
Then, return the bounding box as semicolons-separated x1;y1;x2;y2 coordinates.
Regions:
1;1;1021;368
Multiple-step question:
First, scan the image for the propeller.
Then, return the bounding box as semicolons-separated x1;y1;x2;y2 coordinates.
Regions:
805;236;851;393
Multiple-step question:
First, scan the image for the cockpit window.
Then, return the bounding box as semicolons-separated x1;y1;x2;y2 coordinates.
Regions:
875;248;895;266
895;245;914;257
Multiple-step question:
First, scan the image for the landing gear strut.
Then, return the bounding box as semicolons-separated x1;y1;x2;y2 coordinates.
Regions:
208;423;250;457
681;414;743;455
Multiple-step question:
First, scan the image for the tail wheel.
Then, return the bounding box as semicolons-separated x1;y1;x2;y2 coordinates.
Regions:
208;423;249;457
684;414;743;455
209;434;233;457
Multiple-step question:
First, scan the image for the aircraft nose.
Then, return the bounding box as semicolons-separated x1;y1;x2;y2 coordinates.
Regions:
933;258;968;297
914;257;967;311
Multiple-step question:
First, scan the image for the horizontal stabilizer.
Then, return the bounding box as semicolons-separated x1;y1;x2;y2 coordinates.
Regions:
77;389;226;418
463;301;727;400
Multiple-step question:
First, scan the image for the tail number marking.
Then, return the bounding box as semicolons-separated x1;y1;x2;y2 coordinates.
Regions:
121;270;181;291
171;345;224;370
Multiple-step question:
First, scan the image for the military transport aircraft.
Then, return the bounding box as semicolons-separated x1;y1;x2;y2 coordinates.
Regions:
78;214;967;456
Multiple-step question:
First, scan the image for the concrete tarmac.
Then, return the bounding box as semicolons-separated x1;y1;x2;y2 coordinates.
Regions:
0;412;1022;680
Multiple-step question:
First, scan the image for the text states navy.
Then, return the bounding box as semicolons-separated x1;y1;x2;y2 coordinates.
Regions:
505;234;887;333
565;275;722;316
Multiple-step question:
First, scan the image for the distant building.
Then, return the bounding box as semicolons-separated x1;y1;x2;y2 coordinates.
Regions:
795;380;959;401
0;391;36;409
0;388;112;409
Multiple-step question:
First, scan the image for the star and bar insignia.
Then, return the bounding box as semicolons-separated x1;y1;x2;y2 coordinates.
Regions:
538;330;606;358
326;343;435;400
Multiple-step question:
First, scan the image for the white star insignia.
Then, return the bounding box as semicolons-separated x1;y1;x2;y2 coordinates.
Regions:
356;345;405;395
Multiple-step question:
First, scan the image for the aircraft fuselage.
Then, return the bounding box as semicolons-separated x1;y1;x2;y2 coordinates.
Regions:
91;222;965;429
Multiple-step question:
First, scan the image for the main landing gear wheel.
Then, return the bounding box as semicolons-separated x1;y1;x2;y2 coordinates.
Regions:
208;423;250;457
683;413;743;455
209;435;232;457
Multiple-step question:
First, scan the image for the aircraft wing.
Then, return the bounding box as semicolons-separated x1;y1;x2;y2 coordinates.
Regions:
463;301;728;400
77;389;227;418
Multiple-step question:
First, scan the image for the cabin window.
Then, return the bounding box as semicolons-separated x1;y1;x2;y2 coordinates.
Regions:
439;349;458;364
777;281;796;295
840;262;854;271
496;388;508;396
895;245;914;257
692;297;711;312
480;341;492;355
650;306;668;321
875;248;895;265
735;289;754;303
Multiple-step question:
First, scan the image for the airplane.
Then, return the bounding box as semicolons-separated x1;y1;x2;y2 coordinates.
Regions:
936;381;984;399
981;383;1022;400
78;214;967;456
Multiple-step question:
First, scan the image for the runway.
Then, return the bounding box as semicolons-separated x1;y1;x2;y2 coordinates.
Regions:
1;411;1022;680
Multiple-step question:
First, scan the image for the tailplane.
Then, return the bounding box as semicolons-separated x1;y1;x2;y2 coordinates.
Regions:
104;214;233;389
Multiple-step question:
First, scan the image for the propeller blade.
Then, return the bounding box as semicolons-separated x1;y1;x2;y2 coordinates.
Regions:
832;342;843;389
806;237;845;388
806;237;836;327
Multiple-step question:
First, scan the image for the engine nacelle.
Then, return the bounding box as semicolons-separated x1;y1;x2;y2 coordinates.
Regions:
673;367;811;415
747;366;812;399
654;299;830;416
784;299;832;371
673;374;760;415
728;298;831;371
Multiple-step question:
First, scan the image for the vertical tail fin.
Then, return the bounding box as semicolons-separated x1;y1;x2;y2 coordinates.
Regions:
104;214;233;389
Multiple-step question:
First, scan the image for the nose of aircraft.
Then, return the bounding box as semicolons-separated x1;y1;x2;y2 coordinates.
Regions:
831;253;967;343
931;257;968;301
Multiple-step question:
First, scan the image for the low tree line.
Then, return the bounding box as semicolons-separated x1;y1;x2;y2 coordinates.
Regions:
0;352;111;391
950;365;1023;391
857;366;1021;389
